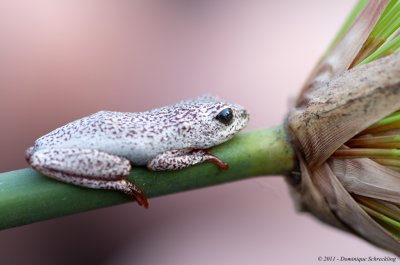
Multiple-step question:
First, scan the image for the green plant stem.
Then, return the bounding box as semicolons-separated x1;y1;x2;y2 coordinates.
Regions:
0;126;295;230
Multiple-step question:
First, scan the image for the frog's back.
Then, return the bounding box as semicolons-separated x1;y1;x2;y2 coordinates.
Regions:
30;111;164;164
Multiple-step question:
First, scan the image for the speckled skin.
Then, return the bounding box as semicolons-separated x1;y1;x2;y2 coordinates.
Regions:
26;95;249;208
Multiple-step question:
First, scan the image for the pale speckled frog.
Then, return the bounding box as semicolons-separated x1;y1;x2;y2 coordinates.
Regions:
26;95;249;208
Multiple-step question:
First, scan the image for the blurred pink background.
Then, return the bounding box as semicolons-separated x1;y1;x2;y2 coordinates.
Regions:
0;1;395;264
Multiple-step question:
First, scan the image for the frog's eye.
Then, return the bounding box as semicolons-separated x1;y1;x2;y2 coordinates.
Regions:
215;108;233;125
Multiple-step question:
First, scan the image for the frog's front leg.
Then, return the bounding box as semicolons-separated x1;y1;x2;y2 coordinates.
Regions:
147;149;228;171
27;148;148;208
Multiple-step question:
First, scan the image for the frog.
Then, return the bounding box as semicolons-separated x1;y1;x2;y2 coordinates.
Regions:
25;95;249;208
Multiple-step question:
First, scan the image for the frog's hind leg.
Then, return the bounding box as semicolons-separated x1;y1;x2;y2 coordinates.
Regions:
27;148;148;208
147;148;228;171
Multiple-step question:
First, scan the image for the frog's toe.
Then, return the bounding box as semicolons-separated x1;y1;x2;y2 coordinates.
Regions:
208;156;229;171
133;192;149;209
120;178;149;209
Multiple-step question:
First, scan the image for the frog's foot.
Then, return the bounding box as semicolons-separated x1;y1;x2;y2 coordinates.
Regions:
147;148;228;171
27;148;149;208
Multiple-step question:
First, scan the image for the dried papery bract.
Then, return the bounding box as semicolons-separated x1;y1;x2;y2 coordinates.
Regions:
297;0;389;103
289;53;400;169
286;53;400;255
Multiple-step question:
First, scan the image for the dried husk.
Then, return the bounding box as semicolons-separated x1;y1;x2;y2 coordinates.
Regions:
297;0;389;103
289;53;400;169
286;52;400;255
285;0;400;254
287;0;400;252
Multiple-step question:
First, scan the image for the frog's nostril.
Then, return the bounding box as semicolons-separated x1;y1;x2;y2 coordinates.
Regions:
241;110;249;119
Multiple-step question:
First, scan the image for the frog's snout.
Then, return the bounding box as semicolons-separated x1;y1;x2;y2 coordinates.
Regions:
240;109;249;119
239;109;250;126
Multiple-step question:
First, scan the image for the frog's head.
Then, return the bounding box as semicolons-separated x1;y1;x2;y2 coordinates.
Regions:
176;95;249;148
